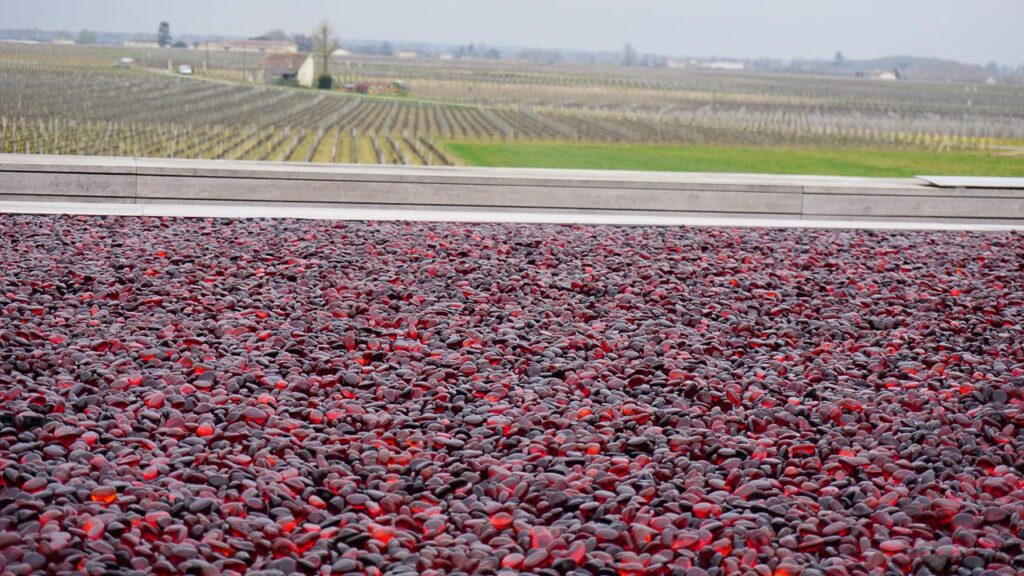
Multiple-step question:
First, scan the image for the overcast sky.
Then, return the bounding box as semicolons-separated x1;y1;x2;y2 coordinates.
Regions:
5;0;1022;65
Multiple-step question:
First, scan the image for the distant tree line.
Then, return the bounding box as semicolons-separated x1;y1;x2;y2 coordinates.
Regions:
454;44;501;60
77;30;98;45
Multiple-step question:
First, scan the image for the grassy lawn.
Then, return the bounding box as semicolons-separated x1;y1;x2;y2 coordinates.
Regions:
444;142;1024;177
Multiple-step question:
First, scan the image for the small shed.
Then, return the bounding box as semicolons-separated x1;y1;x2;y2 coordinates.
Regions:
262;53;315;88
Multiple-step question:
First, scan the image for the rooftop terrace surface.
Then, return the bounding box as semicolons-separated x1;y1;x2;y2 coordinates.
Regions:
1;215;1023;575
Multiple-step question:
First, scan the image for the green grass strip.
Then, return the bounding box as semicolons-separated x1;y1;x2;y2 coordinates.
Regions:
444;142;1024;177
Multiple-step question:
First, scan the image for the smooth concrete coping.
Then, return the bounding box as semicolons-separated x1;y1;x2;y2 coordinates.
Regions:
4;199;1024;232
0;154;914;188
2;154;1023;225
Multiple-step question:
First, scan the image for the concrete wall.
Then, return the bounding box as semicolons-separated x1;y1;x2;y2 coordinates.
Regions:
297;57;315;88
1;154;1023;225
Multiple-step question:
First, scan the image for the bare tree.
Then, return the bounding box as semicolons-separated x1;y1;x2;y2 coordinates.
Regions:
621;43;638;68
313;19;340;76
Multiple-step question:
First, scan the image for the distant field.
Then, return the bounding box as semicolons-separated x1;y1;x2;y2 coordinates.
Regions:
444;142;1024;177
2;43;1024;169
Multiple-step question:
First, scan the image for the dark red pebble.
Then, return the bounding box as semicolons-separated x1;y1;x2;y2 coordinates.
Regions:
2;215;1024;574
522;549;548;570
89;486;117;505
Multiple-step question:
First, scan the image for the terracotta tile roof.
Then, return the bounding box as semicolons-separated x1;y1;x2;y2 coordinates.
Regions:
261;53;311;71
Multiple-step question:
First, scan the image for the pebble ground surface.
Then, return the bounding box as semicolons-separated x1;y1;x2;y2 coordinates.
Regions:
1;215;1023;576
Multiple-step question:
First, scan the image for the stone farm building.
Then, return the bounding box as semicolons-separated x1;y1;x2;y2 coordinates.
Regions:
224;40;298;53
262;53;315;88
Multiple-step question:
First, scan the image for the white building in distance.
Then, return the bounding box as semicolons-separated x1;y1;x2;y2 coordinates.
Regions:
701;61;746;71
124;40;161;49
